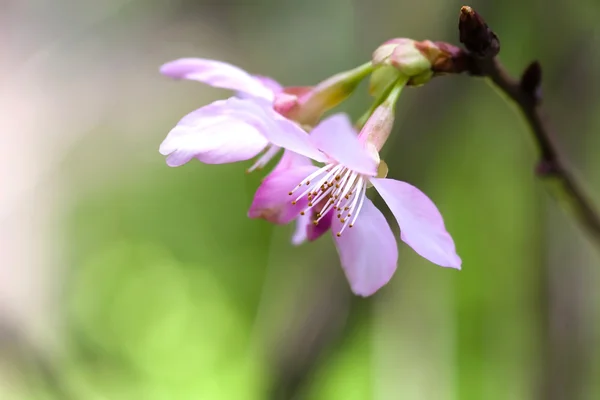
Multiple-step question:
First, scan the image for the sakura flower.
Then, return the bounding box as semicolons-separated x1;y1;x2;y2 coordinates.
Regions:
159;58;290;171
159;58;373;171
248;113;461;296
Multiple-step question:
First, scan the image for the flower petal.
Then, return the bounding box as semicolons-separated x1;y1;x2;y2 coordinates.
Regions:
370;178;461;269
333;198;398;296
292;209;333;245
291;213;311;245
272;149;313;173
159;99;269;166
248;165;319;224
309;113;378;176
253;75;283;94
160;58;274;100
262;113;328;163
181;97;325;163
307;210;333;241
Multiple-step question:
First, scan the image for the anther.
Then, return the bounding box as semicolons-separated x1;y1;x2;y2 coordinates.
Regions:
300;211;305;215
336;232;341;237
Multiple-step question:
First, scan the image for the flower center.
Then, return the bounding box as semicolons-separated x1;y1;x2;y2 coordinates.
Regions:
289;163;368;236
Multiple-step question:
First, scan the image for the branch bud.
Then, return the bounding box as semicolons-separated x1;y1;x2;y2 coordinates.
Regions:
458;6;500;58
520;61;543;104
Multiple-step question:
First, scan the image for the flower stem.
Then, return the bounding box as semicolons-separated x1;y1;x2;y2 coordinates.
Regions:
356;75;408;129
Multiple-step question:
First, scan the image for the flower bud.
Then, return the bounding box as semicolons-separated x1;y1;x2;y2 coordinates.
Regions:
372;39;432;86
372;38;466;88
358;81;404;151
374;39;432;76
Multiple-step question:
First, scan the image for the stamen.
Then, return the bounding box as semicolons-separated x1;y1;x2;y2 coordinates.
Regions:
348;179;367;228
337;177;367;236
334;173;358;211
290;165;334;203
289;166;332;196
293;163;370;231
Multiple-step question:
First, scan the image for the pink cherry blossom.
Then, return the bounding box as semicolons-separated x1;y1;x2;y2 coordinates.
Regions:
248;113;461;296
160;58;326;244
159;58;293;172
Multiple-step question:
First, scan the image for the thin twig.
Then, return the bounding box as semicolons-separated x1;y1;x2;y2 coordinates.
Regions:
447;6;600;246
449;6;596;400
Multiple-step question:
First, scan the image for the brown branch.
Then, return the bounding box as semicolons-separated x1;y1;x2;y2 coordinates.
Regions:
448;6;596;400
442;6;600;246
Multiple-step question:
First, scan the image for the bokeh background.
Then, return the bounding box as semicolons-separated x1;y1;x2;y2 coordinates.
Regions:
2;0;600;399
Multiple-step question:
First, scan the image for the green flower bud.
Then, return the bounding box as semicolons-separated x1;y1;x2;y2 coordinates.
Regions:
371;38;465;88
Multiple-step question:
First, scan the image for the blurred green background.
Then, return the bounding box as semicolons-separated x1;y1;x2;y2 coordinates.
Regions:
1;0;599;399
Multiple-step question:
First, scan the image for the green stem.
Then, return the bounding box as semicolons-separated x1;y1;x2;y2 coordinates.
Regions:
356;74;408;129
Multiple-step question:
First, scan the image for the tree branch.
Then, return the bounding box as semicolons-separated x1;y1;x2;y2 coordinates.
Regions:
448;7;598;399
445;6;600;246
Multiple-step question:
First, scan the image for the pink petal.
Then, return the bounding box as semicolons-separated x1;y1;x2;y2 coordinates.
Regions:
309;114;378;176
370;178;461;269
272;150;313;173
333;198;398;296
307;210;333;241
253;75;283;94
248;165;319;224
159;99;269;166
160;58;275;101
291;213;311;245
292;202;333;246
291;208;333;245
261;112;328;163
197;97;326;163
